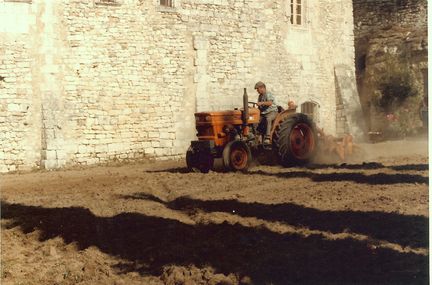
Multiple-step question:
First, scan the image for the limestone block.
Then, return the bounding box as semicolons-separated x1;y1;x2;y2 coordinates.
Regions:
45;129;55;140
86;158;100;165
75;144;86;154
56;151;67;160
193;37;209;50
95;144;108;153
7;103;21;112
96;152;108;159
159;132;172;139
42;150;57;160
42;160;58;170
0;165;9;173
45;139;64;150
107;143;124;153
3;76;16;84
196;49;207;59
142;141;152;148
160;139;173;148
154;148;169;156
7;165;16;172
57;160;66;167
148;132;159;138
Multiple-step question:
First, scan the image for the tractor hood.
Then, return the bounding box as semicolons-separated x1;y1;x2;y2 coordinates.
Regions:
194;108;260;125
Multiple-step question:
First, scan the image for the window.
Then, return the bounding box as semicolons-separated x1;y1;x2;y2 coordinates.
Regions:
160;0;173;7
422;69;428;100
4;0;32;3
290;0;302;25
95;0;121;6
301;101;318;121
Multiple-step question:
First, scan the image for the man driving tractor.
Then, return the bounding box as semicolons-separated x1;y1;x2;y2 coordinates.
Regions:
255;81;278;145
186;83;321;172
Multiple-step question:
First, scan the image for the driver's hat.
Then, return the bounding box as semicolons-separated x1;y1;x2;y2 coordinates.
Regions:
254;81;266;89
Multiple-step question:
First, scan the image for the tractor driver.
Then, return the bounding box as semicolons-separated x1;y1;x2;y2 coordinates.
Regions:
255;81;278;145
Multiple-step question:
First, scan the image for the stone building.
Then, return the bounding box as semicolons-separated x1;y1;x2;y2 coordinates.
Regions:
353;0;428;130
0;0;359;172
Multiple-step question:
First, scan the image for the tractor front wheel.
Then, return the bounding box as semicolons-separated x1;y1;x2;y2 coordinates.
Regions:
186;148;214;173
222;141;252;172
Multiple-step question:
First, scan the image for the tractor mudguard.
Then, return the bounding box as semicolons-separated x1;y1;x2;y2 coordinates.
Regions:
190;140;215;152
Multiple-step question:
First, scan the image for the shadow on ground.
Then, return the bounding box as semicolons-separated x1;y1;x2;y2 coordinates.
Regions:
307;163;429;172
123;194;428;249
246;170;428;185
148;166;428;185
2;200;428;284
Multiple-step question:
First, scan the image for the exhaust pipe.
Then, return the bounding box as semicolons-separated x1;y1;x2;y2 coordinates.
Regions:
242;88;249;136
242;88;248;125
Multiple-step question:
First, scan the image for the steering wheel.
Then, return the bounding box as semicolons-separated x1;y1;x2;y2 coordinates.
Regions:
248;101;258;108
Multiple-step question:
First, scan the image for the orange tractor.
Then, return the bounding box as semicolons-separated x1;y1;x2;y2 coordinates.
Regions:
186;89;318;172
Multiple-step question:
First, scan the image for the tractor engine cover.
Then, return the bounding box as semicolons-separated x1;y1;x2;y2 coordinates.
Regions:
194;108;260;147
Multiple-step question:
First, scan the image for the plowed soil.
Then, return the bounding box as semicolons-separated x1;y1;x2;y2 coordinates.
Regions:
1;139;429;285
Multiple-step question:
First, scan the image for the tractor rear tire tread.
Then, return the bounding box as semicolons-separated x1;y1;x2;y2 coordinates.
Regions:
273;113;317;167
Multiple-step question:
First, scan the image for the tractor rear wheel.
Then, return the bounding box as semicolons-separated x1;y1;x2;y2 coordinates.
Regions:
222;141;252;172
273;113;317;166
186;147;214;173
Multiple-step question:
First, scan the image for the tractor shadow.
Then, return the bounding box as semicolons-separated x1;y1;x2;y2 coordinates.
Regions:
123;194;428;249
307;162;429;172
246;170;428;185
146;161;428;185
2;200;428;284
149;167;428;185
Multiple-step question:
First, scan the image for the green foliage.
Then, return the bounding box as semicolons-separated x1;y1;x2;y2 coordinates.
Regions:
370;56;423;137
372;58;420;112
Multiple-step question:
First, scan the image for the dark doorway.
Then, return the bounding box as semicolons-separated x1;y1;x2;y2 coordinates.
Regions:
422;69;428;100
420;69;428;131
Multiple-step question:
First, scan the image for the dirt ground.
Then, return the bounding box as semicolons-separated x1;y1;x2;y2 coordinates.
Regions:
1;139;429;285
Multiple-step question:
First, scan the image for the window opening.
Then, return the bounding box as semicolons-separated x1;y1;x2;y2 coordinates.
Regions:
160;0;173;7
290;0;302;25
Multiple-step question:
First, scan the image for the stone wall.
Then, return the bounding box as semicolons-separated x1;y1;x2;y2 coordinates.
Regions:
353;0;428;129
0;0;357;172
0;2;38;172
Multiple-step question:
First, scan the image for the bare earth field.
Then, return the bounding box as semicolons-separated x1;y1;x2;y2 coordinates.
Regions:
1;139;429;285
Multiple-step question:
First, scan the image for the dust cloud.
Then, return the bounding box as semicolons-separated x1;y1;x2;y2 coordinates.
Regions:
313;136;428;165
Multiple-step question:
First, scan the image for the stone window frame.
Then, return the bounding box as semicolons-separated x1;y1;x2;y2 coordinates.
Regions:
286;0;309;28
94;0;122;7
290;0;302;25
3;0;32;3
160;0;173;7
156;0;179;12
